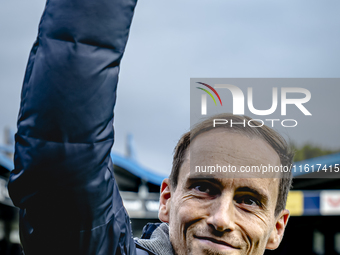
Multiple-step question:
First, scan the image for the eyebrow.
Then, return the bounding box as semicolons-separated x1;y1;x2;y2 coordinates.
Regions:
187;177;224;186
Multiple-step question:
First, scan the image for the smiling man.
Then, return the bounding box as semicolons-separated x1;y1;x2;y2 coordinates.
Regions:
153;115;293;255
8;0;293;254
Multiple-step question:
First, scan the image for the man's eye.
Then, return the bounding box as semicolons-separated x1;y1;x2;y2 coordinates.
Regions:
192;183;218;196
236;196;260;206
195;184;210;193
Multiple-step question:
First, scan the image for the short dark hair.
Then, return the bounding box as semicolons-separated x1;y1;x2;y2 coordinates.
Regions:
169;113;294;216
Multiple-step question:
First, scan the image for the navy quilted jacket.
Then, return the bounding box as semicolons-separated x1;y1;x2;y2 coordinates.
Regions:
8;0;139;254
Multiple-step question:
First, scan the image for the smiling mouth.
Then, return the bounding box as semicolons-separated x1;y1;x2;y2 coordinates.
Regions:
194;235;241;250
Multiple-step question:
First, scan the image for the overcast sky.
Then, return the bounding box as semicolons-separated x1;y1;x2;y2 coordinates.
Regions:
1;0;340;175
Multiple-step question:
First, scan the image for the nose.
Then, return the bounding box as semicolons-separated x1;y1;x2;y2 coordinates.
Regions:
206;195;236;232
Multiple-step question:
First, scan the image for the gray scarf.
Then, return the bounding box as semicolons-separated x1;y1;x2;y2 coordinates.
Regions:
135;223;174;255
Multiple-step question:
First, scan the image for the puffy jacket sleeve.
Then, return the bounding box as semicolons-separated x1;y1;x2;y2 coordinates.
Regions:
8;0;137;254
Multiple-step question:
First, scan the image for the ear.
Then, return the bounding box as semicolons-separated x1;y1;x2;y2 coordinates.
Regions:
266;209;290;250
158;178;172;223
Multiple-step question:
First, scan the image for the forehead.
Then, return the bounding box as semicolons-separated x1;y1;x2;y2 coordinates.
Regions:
189;129;281;170
179;129;281;199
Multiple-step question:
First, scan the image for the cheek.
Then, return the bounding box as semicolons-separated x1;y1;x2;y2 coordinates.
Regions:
169;196;209;236
169;199;205;255
170;198;201;226
236;211;273;246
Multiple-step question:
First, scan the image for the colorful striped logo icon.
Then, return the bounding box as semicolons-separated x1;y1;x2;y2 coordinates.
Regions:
196;82;223;106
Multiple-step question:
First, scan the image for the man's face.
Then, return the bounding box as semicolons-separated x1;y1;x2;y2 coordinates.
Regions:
159;130;289;255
